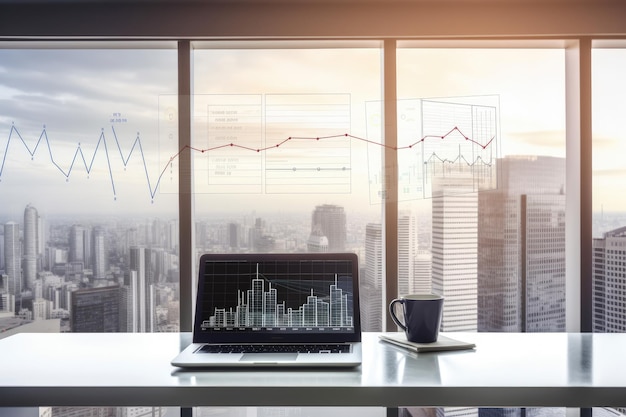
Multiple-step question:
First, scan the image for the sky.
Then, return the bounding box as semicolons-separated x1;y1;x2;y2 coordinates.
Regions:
0;43;619;220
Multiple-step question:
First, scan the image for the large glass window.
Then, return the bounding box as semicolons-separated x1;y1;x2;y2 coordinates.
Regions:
396;42;567;417
591;38;626;417
191;41;383;327
0;37;609;417
0;43;180;331
396;43;567;333
592;43;626;341
0;41;180;417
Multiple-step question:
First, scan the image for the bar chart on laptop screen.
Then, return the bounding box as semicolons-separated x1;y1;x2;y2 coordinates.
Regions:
200;260;355;333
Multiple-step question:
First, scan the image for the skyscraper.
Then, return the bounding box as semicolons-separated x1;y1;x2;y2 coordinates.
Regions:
361;223;383;332
478;156;566;332
432;174;478;332
93;227;107;281
69;224;85;264
310;204;346;252
306;231;329;252
593;226;626;332
398;211;418;297
414;250;432;294
4;222;20;298
23;204;39;292
228;222;240;250
70;286;121;332
129;246;156;332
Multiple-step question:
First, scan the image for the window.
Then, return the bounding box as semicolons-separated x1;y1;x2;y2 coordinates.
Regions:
191;42;383;332
592;41;626;353
0;43;180;332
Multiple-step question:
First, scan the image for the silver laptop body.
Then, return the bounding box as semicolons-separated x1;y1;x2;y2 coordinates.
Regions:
171;252;362;368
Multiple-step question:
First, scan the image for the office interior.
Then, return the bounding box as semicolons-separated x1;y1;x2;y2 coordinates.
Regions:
2;0;626;417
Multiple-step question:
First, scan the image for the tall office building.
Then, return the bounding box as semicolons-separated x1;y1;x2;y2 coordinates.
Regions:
4;222;21;298
398;211;418;296
0;231;4;272
228;222;240;250
478;156;566;332
129;246;156;332
361;223;383;331
83;227;92;269
414;250;432;294
592;226;626;332
0;274;13;313
432;174;478;332
93;226;107;281
69;224;86;264
310;204;347;252
306;231;329;252
70;286;121;332
23;204;39;292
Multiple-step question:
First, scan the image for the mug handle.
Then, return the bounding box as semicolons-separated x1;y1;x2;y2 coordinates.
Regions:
388;298;406;331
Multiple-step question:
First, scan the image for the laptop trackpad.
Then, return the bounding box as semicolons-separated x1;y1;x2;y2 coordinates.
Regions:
240;353;298;362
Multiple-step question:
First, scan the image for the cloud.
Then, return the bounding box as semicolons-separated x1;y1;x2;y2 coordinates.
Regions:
504;130;565;156
0;48;181;217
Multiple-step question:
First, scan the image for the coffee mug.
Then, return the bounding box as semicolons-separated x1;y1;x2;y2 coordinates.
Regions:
389;293;444;343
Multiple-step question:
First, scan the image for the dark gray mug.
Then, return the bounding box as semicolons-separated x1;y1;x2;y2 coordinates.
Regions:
389;294;444;343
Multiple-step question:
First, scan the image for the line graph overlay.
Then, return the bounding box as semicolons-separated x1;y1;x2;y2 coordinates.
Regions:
264;94;352;194
199;95;264;194
1;96;499;203
0;122;177;203
366;96;500;203
157;94;180;195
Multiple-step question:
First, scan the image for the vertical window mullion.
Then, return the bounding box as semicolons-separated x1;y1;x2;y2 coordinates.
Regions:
383;39;399;331
178;40;194;332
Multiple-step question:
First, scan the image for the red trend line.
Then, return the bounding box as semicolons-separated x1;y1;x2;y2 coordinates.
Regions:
1;125;495;201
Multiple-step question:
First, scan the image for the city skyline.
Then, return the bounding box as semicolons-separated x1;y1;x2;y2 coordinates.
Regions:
1;153;625;335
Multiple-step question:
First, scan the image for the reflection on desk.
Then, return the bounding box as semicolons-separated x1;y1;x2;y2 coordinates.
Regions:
0;332;625;408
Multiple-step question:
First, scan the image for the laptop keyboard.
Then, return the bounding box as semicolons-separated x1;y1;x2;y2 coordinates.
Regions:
198;344;351;354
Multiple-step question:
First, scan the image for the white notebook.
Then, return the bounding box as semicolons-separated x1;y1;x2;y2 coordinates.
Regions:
379;332;476;353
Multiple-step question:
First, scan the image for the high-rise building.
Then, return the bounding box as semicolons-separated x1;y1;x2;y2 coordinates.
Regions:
93;227;107;281
0;274;13;313
69;224;85;264
83;227;92;269
306;231;329;252
310;204;346;252
414;250;432;294
228;222;240;249
70;286;121;332
478;156;566;332
23;204;39;292
129;246;156;332
398;211;418;297
361;223;383;332
432;174;478;332
593;226;626;332
4;222;21;298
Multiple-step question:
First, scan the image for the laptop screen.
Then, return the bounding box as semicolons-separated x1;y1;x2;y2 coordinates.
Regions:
193;252;361;344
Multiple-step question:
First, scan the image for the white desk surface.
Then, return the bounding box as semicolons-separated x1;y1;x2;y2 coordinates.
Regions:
0;331;624;408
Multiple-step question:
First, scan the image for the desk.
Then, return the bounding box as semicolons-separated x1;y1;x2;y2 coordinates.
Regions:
0;332;624;409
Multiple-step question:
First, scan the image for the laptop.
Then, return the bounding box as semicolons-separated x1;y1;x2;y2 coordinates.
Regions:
171;252;362;368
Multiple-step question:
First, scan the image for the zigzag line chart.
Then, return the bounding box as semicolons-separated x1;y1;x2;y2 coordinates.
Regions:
0;122;496;201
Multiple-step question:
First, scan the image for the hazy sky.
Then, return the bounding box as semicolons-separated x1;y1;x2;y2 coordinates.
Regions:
1;43;618;220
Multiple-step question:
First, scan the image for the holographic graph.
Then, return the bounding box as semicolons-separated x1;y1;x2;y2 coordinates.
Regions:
0;122;179;203
192;94;352;194
366;96;499;203
0;95;499;202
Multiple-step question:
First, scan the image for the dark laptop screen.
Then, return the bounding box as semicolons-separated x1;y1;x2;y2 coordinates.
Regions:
193;253;361;344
